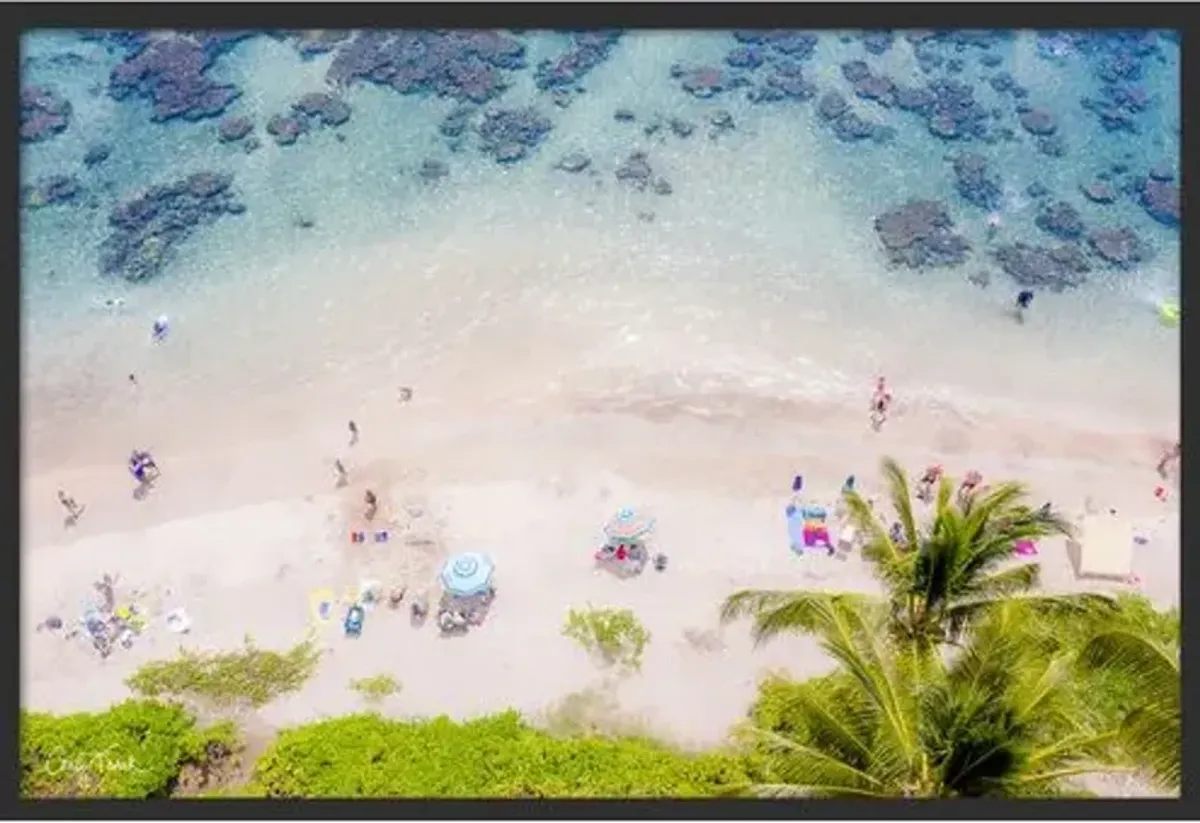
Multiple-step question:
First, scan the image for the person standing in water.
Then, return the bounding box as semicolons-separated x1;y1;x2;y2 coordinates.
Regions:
985;211;1003;242
1014;290;1034;323
869;377;893;432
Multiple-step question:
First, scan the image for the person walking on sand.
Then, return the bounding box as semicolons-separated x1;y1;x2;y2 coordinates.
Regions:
916;464;943;503
958;469;983;505
348;420;359;447
364;490;378;521
333;459;348;488
57;489;84;523
869;377;893;432
1157;441;1180;480
1014;289;1034;324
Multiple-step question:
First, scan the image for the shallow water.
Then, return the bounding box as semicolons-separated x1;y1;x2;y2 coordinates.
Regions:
20;30;1180;471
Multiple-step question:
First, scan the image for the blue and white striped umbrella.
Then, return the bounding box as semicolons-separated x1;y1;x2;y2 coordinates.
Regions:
440;552;495;597
604;508;655;542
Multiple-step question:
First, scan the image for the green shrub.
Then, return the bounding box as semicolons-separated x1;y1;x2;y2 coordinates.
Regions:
349;674;402;705
563;607;650;672
126;637;321;709
20;700;238;798
250;711;755;797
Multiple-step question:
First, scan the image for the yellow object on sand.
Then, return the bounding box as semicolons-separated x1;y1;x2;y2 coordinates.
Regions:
1159;301;1180;327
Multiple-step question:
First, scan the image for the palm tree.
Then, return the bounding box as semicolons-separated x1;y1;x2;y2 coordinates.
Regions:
721;457;1090;657
1078;628;1180;792
741;599;1124;798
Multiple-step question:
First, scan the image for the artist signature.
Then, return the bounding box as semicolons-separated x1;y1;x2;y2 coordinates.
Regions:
39;745;144;779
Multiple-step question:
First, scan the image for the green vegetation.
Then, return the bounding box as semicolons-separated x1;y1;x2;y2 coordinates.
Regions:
249;712;754;797
20;700;239;798
722;458;1180;797
126;637;321;710
349;674;402;705
563;606;651;672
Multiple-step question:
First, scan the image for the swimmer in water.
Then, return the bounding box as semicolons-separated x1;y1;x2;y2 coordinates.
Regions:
985;211;1003;242
869;377;893;432
916;464;943;503
1015;290;1034;323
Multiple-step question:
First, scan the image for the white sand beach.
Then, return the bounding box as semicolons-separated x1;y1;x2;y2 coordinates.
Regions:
21;382;1180;750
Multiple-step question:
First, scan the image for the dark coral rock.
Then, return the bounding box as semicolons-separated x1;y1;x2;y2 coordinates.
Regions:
951;153;1002;211
292;92;351;126
988;72;1016;94
555;152;591;173
265;113;310;146
1025;182;1050;199
1036;134;1067;158
98;171;244;282
440;106;475;139
1018;107;1057;135
1139;178;1180;227
83;143;113;168
861;31;895;55
652;177;673;196
1087;226;1147;268
817;91;848;121
418;158;449;182
1035;200;1086;240
832;111;877;142
874;200;971;269
535;30;619;91
668;118;695;138
477;107;552;164
1148;161;1175;182
726;46;765;70
679;65;742;99
946;58;965;74
109;35;241;123
1081;181;1117;204
328;30;526;104
923;79;987;141
871;125;897;144
853;73;895;106
21;174;84;209
732;30;818;60
615;151;654;190
285;30;353;59
613;108;636;122
751;67;818;103
841;60;871;83
979;52;1003;67
217;114;253;142
20;85;73;143
710;110;735;131
992;242;1090;291
894;86;934;113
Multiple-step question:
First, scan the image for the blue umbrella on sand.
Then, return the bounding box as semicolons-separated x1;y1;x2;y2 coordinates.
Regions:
604;508;655;542
440;553;495;597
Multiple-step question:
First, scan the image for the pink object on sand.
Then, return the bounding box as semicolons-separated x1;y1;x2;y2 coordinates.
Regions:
1013;539;1037;556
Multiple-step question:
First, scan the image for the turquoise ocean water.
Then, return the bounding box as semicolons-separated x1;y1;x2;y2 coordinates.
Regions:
20;30;1180;470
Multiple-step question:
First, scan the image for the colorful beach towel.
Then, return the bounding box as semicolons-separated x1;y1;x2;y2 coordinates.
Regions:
787;505;834;554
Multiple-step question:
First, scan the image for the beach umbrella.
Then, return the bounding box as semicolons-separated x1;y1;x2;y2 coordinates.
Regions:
440;552;495;597
604;507;655;542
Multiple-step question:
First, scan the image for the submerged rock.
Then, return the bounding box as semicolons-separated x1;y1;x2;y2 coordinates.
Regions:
668;118;695;138
265;113;310;146
1081;180;1117;204
555;152;591;173
83;142;113;168
328;30;526;104
874;200;971;269
98;171;245;282
21;174;84;209
217;114;253;143
1139;178;1179;227
1087;226;1147;268
20;85;73;142
615;151;654;189
992;242;1090;291
109;34;241;123
439;106;475;139
535;31;620;91
678;65;744;99
477;107;552;164
613;108;636;122
418;158;449;182
817;91;848;121
861;31;895;55
1034;200;1085;240
1036;134;1067;158
292;91;351;127
951;153;1002;211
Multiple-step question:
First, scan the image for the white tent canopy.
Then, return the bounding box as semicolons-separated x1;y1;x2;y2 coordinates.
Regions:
1074;514;1134;580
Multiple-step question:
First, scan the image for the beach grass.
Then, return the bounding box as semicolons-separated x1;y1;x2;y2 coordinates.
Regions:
125;636;321;710
349;674;402;705
562;606;651;673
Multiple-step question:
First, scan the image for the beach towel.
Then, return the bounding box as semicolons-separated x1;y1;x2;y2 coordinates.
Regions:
788;505;834;554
